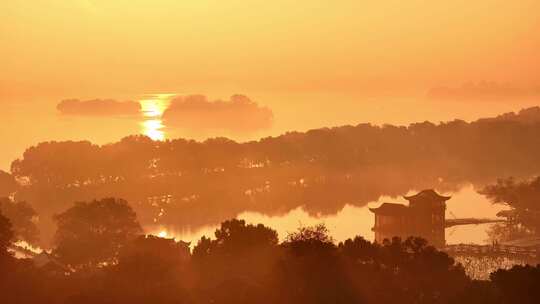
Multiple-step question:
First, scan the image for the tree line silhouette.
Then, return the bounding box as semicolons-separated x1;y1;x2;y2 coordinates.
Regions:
1;197;539;303
2;107;540;247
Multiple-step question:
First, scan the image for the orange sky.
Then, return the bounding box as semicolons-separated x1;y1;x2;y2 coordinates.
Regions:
2;1;539;96
1;0;540;169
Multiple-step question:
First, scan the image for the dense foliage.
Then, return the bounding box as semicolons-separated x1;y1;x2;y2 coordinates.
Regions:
4;107;540;246
0;211;14;256
0;209;539;304
0;198;39;245
0;170;17;197
53;198;142;269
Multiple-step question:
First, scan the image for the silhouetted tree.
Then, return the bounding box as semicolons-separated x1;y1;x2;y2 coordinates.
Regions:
192;219;279;303
338;235;380;263
385;237;468;304
84;235;194;304
193;219;278;259
53;198;142;269
451;280;500;304
0;211;14;257
0;170;17;197
9;107;540;246
490;264;540;304
0;198;39;245
117;235;190;278
275;224;357;304
0;218;537;303
482;176;540;240
337;236;469;304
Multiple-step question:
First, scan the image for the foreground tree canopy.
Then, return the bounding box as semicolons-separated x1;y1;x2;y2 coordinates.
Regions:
0;211;13;258
53;198;142;269
0;198;39;245
5;107;540;245
0;214;539;304
0;170;17;197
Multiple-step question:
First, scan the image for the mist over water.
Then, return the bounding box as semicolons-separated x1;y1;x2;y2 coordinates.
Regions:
7;104;540;249
147;184;505;246
2;96;537;172
3;2;540;302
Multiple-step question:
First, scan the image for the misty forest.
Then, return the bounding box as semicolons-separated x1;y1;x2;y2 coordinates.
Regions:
1;108;540;303
4;1;540;303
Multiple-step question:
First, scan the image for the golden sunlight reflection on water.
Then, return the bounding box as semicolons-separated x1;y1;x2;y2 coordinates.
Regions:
145;185;506;247
139;94;175;141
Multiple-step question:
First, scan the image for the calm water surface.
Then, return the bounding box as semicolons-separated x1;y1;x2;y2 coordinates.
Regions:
2;98;510;246
149;184;506;246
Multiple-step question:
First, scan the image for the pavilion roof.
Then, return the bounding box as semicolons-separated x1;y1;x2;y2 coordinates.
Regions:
404;189;451;202
369;203;408;215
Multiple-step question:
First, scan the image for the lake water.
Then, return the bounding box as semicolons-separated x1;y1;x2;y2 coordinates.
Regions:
148;184;507;246
3;93;537;172
3;96;511;246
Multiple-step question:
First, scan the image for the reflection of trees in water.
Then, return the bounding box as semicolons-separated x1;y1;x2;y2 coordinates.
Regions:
487;222;533;243
6;107;540;246
482;177;540;242
455;256;528;280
